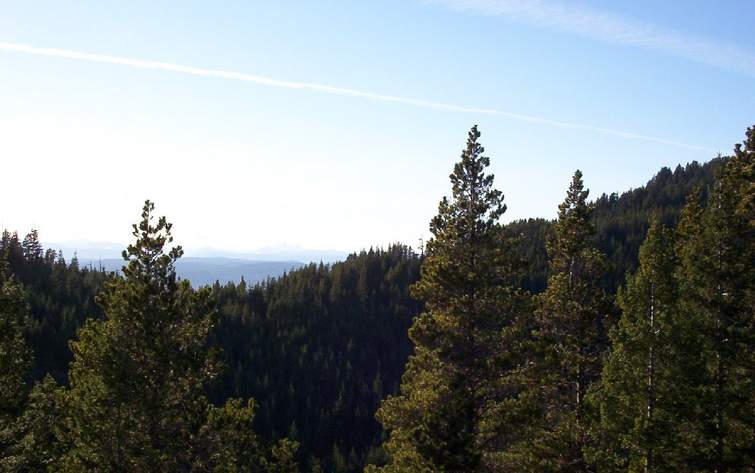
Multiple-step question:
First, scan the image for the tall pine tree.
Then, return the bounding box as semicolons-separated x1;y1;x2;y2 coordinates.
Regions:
369;126;528;472
532;170;610;472
676;127;754;471
60;201;298;471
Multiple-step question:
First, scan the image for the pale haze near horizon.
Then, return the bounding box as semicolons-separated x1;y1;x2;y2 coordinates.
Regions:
1;1;753;254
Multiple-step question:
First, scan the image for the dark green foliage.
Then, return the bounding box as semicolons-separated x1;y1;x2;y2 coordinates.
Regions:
592;159;722;289
506;218;552;292
0;257;35;467
60;201;222;470
1;375;68;472
1;126;750;472
210;245;422;472
588;221;698;472
2;225;419;472
675;128;754;471
194;397;300;472
370;126;529;472
0;258;33;420
510;159;723;293
1;230;110;383
49;201;296;472
525;170;610;472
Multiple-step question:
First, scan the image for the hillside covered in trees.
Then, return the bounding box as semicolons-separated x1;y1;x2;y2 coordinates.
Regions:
1;125;752;472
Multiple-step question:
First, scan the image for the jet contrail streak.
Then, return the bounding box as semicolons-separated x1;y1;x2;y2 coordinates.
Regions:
0;41;715;152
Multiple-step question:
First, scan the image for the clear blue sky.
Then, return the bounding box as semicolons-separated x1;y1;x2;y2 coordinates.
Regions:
1;0;753;253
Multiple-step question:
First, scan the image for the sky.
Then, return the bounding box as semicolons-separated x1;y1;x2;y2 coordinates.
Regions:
1;0;753;254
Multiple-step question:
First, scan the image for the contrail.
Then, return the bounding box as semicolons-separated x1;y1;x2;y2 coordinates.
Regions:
0;41;715;152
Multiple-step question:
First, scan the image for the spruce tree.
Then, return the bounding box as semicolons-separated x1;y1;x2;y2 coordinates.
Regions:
532;170;609;472
676;127;754;471
369;126;528;472
588;221;695;472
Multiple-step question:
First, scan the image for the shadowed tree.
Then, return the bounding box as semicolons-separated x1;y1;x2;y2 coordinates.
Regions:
588;221;698;472
676;127;754;472
0;258;33;423
0;257;34;465
1;375;69;472
531;170;610;472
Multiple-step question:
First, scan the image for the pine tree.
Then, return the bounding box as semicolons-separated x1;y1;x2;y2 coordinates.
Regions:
676;127;754;471
369;126;528;472
21;230;43;261
58;200;298;471
60;201;219;470
531;170;610;472
588;221;696;472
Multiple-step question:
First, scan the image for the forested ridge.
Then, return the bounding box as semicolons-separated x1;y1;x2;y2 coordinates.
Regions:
512;156;723;293
1;126;751;472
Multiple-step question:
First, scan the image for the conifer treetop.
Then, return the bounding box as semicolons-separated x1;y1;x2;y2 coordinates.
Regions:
430;125;505;240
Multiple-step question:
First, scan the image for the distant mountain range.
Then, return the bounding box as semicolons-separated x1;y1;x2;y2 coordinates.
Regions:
78;257;304;287
47;241;349;287
45;241;349;262
185;245;349;264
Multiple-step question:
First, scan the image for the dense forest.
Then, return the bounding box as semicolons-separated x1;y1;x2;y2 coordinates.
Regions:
1;125;752;472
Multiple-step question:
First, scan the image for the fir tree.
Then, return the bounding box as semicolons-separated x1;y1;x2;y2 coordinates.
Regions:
370;126;528;472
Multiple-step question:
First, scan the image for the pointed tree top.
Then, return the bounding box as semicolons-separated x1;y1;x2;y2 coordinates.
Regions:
122;200;183;286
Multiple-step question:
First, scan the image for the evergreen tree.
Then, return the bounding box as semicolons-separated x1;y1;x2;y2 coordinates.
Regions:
21;230;43;261
370;126;528;472
509;158;722;294
676;127;754;471
0;258;34;464
60;200;219;470
0;259;33;421
531;170;610;471
60;200;297;471
588;221;696;472
193;398;299;472
1;375;68;472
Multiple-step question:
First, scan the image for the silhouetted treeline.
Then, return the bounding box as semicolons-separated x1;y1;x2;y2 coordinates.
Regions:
0;230;110;383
